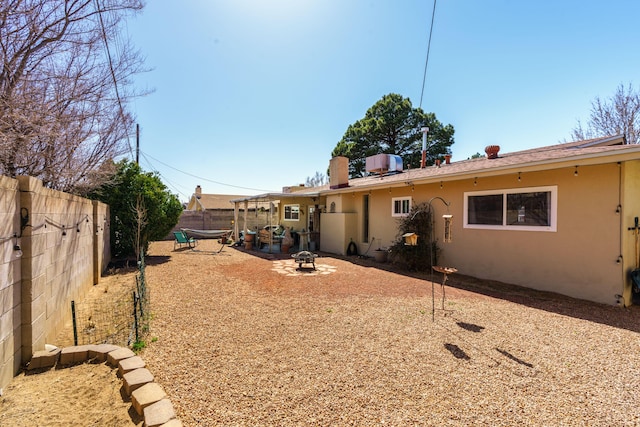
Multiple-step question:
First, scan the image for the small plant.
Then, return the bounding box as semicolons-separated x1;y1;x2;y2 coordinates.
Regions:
132;340;147;352
151;337;158;343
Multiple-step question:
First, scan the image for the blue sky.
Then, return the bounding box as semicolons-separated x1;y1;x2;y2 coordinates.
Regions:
127;1;640;201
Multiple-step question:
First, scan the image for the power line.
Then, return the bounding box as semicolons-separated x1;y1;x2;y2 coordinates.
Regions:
94;0;133;158
419;0;438;110
138;151;191;200
139;150;277;193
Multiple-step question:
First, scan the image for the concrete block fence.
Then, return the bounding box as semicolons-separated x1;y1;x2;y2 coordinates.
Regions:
29;344;181;426
0;175;110;391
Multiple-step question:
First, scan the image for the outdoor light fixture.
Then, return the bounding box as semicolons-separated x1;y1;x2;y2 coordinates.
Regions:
574;166;579;176
518;172;522;182
13;235;22;258
440;181;443;189
473;177;477;186
20;208;29;235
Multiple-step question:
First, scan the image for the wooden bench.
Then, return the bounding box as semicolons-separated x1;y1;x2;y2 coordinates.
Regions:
258;229;283;248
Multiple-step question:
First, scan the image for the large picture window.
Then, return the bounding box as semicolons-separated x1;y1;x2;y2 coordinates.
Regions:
464;186;557;231
284;204;300;221
392;197;411;217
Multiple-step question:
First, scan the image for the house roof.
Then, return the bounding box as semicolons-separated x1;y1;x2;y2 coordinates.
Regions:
230;135;640;203
323;134;640;193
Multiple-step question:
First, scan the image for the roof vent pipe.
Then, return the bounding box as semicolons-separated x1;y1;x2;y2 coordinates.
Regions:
485;145;500;159
421;127;429;168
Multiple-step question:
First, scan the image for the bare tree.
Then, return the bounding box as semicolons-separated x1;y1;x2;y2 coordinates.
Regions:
305;171;328;188
572;83;640;145
0;0;146;194
133;194;147;262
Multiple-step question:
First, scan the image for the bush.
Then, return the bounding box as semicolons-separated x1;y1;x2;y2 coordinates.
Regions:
388;202;439;271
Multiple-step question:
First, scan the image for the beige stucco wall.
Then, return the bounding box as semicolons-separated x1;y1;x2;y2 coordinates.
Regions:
442;163;623;305
333;162;629;305
320;194;359;255
277;197;316;233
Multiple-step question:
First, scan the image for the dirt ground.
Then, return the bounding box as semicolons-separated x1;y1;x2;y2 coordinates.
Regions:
1;239;639;426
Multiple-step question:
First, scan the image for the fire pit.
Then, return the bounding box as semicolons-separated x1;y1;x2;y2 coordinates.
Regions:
292;251;318;270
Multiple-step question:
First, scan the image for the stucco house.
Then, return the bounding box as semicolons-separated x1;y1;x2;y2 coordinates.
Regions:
233;135;640;306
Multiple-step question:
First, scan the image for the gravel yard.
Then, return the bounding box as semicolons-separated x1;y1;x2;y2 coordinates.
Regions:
140;239;640;426
2;238;639;426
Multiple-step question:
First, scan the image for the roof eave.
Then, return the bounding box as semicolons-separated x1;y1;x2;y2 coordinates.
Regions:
231;192;322;204
315;144;640;193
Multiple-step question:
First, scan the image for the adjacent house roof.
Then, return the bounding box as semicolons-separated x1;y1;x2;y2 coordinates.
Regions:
186;193;248;211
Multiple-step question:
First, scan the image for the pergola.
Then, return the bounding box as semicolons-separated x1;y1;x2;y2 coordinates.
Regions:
230;192;321;246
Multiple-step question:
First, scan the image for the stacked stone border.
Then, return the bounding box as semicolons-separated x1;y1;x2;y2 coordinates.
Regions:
29;344;181;427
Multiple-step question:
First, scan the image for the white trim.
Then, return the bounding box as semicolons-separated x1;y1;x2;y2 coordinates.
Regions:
391;196;412;217
463;186;557;232
283;204;300;221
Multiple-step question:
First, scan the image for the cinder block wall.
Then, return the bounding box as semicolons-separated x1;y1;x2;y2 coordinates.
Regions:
0;176;22;391
168;209;277;239
0;176;110;391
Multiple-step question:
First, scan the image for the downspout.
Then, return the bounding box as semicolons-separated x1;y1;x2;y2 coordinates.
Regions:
617;162;628;306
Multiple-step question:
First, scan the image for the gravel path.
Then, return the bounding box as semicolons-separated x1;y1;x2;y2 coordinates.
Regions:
139;240;640;426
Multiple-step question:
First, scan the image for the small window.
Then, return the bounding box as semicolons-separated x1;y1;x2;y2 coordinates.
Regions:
464;186;557;231
392;197;411;217
284;204;300;221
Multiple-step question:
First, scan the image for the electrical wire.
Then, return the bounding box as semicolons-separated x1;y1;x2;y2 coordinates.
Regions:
139;150;277;193
138;151;191;200
94;0;134;158
419;0;438;110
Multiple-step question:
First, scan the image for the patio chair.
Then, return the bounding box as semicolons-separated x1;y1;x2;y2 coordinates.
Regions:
173;231;197;250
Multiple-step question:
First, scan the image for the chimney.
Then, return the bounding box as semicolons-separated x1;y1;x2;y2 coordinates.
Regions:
329;156;350;189
195;185;202;195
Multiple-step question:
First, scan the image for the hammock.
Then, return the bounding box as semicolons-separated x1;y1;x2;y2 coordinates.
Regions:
181;228;231;238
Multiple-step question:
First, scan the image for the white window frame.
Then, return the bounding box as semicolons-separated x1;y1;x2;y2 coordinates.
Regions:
283;204;300;221
464;186;557;232
391;197;412;217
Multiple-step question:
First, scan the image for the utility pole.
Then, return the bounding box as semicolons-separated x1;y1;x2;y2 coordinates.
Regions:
136;123;140;164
